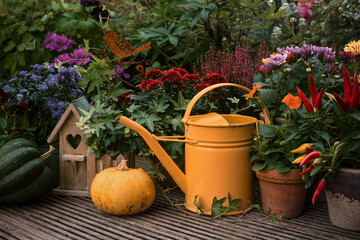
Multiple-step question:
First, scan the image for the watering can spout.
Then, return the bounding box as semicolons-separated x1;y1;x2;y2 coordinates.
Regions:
117;116;188;193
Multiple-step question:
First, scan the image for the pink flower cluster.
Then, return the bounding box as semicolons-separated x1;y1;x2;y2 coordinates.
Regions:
43;32;75;52
200;43;270;88
297;0;314;19
54;48;92;66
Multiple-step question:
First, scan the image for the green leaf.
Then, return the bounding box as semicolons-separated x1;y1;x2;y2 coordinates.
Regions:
0;118;6;129
310;164;323;176
144;114;159;132
211;196;228;219
314;130;331;143
4;41;16;52
252;162;266;171
170;116;184;132
258;124;277;138
275;163;291;173
350;112;360;122
169;36;178;46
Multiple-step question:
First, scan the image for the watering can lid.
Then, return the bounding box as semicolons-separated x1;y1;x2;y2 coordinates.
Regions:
186;112;230;126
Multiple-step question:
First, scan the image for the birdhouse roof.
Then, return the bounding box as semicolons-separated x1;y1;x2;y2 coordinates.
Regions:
47;97;90;144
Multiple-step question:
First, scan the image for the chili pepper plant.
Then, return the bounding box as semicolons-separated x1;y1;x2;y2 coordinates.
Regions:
279;64;360;205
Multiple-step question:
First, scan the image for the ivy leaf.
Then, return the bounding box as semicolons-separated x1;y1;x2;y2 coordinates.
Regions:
171;92;188;110
170;115;184;132
211;197;227;219
144;114;159;132
227;193;242;212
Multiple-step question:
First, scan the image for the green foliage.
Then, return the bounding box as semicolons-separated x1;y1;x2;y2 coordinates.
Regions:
0;0;103;82
251;122;301;173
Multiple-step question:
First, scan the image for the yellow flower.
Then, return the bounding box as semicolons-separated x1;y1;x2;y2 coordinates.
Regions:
344;40;360;55
246;84;262;100
281;93;302;109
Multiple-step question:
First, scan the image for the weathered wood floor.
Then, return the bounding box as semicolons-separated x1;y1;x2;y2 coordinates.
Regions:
1;158;359;240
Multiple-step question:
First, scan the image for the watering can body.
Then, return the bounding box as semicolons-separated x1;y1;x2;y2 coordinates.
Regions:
118;83;270;215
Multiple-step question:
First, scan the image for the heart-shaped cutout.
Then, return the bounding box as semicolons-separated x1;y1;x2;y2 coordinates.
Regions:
66;134;82;150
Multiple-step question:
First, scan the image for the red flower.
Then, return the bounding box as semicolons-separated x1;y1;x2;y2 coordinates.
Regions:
172;68;189;76
0;89;9;104
203;73;228;84
194;82;211;91
10;102;28;112
117;92;133;105
139;79;163;91
182;74;201;82
161;70;182;84
145;69;163;80
286;52;295;62
197;71;205;76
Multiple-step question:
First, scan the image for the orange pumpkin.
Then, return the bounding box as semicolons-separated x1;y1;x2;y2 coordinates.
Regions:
90;160;155;215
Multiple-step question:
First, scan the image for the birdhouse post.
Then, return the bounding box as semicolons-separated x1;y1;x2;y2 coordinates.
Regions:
47;97;124;196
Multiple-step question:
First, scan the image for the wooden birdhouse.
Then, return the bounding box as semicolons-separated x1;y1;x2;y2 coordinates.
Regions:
47;97;125;196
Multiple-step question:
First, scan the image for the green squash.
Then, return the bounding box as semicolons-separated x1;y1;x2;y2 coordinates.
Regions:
0;138;54;205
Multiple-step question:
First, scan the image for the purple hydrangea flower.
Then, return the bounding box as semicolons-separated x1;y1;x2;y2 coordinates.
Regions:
43;32;75;52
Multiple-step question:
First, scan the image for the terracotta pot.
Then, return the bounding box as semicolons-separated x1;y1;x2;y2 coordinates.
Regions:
256;169;307;218
326;168;360;231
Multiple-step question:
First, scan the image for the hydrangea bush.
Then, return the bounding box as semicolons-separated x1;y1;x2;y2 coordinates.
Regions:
0;64;84;144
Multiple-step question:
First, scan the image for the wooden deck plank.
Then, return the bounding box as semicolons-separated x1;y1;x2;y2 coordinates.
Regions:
1;157;360;240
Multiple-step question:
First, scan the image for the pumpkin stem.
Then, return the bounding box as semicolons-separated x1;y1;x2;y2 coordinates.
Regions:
117;159;129;171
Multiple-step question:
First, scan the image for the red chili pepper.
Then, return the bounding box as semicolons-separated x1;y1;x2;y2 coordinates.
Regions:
333;93;349;112
312;180;326;205
342;65;352;106
300;151;320;167
299;163;316;175
297;87;314;113
309;75;318;106
306;147;315;153
350;73;359;109
314;88;323;110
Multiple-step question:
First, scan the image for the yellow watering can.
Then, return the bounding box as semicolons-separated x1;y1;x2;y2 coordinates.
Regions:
118;83;270;215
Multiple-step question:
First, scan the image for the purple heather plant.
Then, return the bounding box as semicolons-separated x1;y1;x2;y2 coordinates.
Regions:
43;32;75;52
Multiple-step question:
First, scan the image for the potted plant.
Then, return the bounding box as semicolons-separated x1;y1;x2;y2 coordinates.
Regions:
248;87;309;218
290;63;360;231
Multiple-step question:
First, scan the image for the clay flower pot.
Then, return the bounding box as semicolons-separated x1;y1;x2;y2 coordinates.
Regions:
326;168;360;231
256;169;307;218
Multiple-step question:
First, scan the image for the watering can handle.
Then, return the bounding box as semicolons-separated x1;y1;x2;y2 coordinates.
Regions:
181;83;271;125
